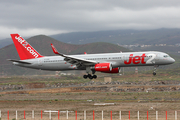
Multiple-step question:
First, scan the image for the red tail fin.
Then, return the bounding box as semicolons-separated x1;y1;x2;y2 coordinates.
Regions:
10;34;44;60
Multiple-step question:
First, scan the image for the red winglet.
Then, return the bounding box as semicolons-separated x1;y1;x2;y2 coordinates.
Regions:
51;43;60;55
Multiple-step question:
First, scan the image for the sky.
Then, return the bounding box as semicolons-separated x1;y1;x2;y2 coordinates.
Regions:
0;0;180;39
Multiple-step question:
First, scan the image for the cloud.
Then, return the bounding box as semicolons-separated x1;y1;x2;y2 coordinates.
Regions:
0;0;180;39
0;26;69;38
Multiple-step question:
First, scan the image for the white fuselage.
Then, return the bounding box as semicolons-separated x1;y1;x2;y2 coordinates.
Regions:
13;51;175;71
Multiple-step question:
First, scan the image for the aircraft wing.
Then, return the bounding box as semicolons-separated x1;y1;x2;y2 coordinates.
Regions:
51;44;98;67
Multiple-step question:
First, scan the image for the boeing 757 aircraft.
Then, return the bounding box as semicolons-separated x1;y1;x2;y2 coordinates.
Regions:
8;34;175;79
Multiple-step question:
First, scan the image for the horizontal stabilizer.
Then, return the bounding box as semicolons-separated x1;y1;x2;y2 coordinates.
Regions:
7;59;31;64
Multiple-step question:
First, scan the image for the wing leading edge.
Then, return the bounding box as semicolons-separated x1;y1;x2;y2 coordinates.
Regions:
51;44;98;67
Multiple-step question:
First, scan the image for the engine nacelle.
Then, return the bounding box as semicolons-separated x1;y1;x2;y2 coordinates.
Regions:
103;67;121;73
94;63;112;72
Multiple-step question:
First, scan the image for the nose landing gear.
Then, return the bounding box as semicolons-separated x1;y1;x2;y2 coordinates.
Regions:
153;72;156;76
153;65;159;76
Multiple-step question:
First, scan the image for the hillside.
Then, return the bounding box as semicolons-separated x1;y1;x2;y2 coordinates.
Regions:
51;28;180;45
0;38;12;49
132;46;180;55
1;28;180;49
0;35;130;75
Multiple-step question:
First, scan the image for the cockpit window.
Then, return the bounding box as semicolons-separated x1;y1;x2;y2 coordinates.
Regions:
163;55;169;58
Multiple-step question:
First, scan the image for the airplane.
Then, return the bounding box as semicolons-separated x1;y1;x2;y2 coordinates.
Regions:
8;34;175;79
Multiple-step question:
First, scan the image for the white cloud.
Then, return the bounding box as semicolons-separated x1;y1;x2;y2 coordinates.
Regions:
0;26;69;39
0;0;180;39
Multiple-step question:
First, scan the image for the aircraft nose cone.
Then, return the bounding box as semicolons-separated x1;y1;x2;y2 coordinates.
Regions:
170;58;175;63
172;58;175;63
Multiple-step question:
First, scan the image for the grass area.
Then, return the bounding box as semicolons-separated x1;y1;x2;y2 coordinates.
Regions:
0;67;180;85
1;91;180;112
0;68;180;113
0;75;89;85
1;91;180;102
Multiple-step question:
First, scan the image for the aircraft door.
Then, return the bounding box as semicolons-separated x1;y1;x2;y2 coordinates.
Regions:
38;59;43;66
155;53;160;61
121;55;125;65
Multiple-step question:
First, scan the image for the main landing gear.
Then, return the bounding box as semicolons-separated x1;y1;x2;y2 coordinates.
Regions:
153;65;159;76
83;67;97;79
83;74;97;79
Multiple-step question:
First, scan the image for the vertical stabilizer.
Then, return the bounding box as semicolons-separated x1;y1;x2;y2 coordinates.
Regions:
10;34;44;60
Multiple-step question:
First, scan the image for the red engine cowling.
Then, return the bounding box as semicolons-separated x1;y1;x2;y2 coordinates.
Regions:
94;63;112;72
103;67;121;73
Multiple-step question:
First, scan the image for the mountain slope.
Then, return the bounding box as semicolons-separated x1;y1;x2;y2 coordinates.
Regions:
51;28;180;45
0;35;130;75
0;38;12;48
1;28;180;49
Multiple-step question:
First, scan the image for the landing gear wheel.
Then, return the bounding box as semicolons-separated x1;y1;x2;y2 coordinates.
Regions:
89;75;93;79
93;75;97;79
83;75;88;79
84;67;97;79
83;74;97;79
85;74;92;79
152;65;158;76
87;74;91;78
153;72;156;76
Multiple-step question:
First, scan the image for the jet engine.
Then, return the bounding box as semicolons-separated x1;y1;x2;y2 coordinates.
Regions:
103;67;121;73
91;63;121;74
94;63;112;72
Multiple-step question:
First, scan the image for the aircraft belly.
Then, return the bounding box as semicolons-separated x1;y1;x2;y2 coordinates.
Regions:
111;61;122;68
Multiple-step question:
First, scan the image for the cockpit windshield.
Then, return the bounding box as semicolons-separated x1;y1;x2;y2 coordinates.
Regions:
163;55;169;58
